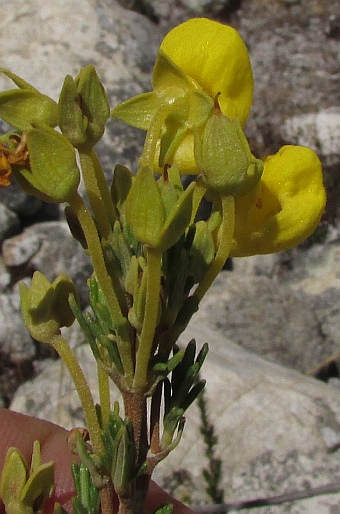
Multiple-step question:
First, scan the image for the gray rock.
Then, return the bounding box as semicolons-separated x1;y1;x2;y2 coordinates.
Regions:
198;272;333;374
179;0;232;15
0;180;42;218
0;256;11;292
2;221;92;306
280;108;340;167
234;0;340;158
0;202;20;244
0;291;35;363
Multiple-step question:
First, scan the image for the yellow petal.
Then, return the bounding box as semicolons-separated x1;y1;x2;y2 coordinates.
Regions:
230;145;326;256
160;18;253;127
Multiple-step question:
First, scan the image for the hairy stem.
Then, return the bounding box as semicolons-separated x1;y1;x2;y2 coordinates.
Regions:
69;191;134;386
133;246;162;390
52;335;103;455
78;147;113;240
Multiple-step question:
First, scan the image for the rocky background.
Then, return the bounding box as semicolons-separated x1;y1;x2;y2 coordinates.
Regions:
0;0;340;512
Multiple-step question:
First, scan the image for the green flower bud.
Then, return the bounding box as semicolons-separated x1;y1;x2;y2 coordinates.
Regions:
0;441;54;514
195;101;263;196
59;65;110;148
58;74;88;147
13;124;80;203
19;271;79;344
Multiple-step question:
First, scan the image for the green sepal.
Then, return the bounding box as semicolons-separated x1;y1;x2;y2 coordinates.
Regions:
157;175;179;218
58;66;109;148
152;50;193;94
189;221;215;283
111;164;133;218
13;124;80;203
19;271;79;344
125;166;165;247
159;180;195;251
112;91;158;130
58;74;88;147
195;111;263;196
75;65;110;146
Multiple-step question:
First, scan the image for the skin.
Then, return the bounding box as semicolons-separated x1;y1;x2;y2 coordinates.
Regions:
0;408;194;514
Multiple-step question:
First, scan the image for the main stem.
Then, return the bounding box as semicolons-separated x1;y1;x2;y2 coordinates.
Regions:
120;390;150;514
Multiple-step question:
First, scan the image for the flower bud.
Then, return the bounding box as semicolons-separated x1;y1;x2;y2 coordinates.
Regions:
59;66;110;148
19;271;79;344
195;104;263;196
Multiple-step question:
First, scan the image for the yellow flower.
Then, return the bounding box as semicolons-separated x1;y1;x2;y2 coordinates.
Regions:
113;17;326;255
230;146;326;256
113;18;253;175
160;18;253;127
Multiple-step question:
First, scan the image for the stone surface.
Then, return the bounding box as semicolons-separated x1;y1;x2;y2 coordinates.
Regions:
280;108;340;167
1;0;340;511
2;221;92;306
0;291;35;363
0;202;20;244
0;179;42;218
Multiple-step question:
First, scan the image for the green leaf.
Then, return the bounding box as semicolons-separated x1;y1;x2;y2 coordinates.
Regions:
14;124;80;203
0;89;58;130
71;463;100;514
0;68;38;91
